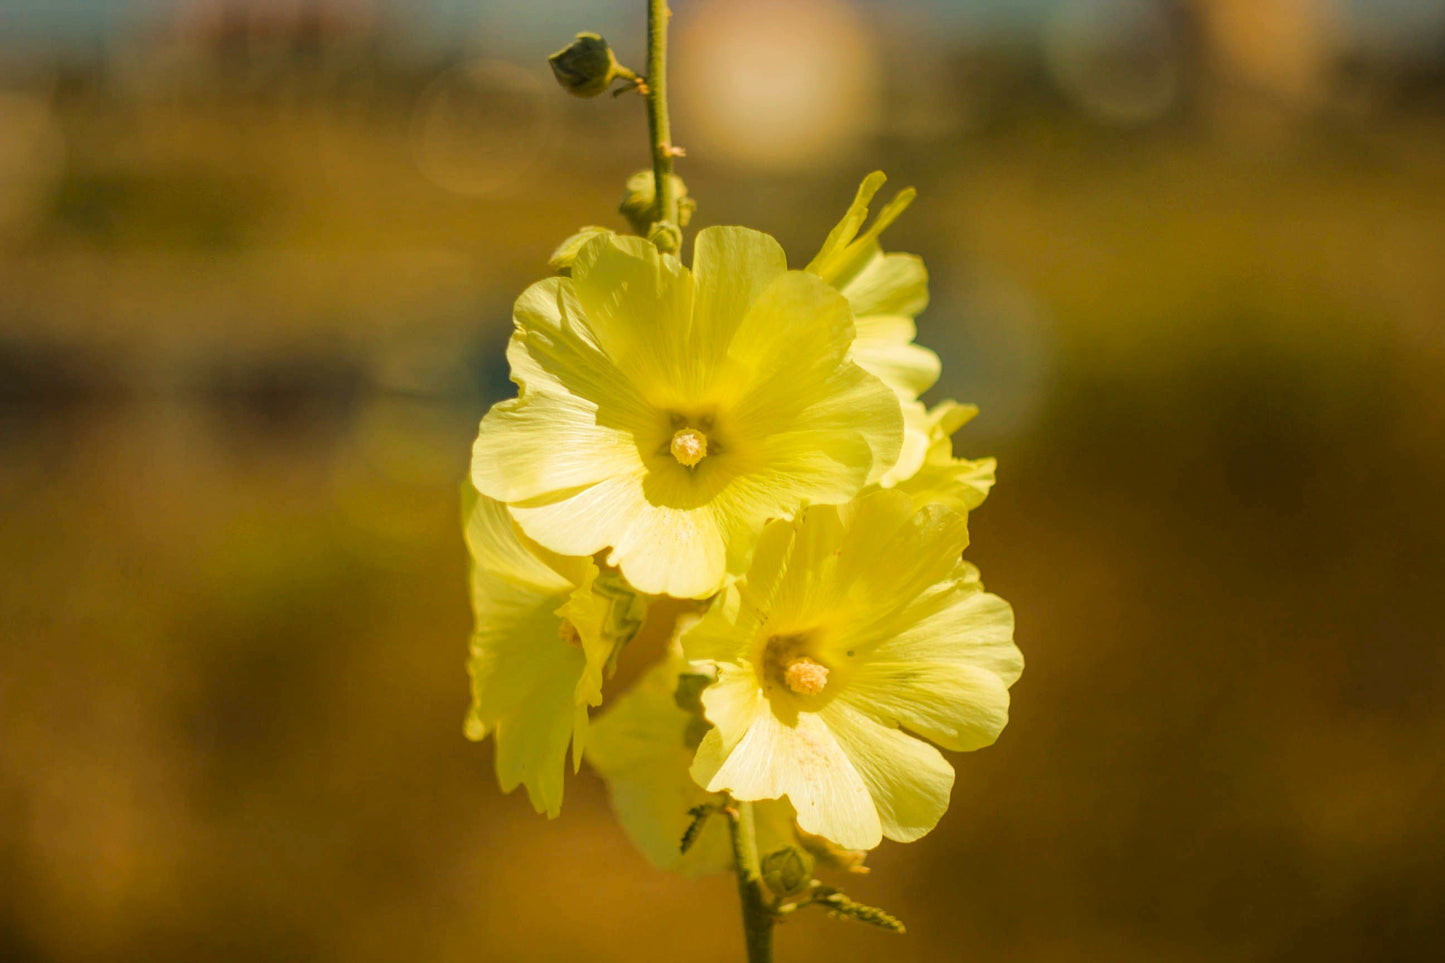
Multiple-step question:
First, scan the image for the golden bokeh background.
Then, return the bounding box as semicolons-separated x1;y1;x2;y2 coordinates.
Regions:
2;1;1443;960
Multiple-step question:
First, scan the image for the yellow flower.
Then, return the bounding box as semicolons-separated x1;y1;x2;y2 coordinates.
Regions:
892;400;997;514
462;484;644;817
587;646;798;876
808;172;943;487
471;228;903;599
682;489;1022;851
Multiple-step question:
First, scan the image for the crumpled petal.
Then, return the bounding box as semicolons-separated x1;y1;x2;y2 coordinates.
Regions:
892;401;997;513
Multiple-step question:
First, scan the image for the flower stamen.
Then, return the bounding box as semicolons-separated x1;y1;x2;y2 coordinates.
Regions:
783;657;829;695
557;619;583;648
670;427;708;468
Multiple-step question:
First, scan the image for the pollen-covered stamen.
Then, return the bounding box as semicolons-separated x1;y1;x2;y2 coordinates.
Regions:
783;657;829;695
670;427;708;468
764;633;828;697
557;619;583;648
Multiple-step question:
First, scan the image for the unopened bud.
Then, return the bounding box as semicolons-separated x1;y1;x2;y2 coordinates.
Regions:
647;220;682;254
620;170;694;237
547;226;613;273
761;846;815;897
548;33;625;98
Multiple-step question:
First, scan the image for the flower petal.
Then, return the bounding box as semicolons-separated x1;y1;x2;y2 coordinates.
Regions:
841;578;1021;752
806;171;887;282
746;506;848;633
693;679;882;851
892;401;996;511
852;313;940;398
810;182;917;289
840;251;929;319
690;226;788;385
588;659;733;876
470;278;651;504
466;587;584;817
557;570;647;712
820;701;954;842
568;232;695;402
727;274;903;485
726;270;856;383
471;389;641;505
827;492;972;634
680;583;754;664
896;456;997;514
879;397;934;488
510;276;659;429
464;489;617;814
510;472;729;599
462;483;575;596
487;654;585;817
706;424;877;576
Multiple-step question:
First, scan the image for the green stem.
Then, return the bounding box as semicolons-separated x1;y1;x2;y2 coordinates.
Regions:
644;0;679;251
727;800;774;963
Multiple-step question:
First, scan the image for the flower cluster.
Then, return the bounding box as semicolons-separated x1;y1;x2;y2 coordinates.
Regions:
464;173;1022;870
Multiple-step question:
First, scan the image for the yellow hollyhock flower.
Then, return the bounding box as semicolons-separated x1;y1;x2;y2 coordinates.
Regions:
682;489;1022;851
587;647;797;876
462;484;644;817
471;228;904;599
808;171;943;487
893;400;997;515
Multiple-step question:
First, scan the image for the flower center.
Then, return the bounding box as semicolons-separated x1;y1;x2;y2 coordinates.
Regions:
763;633;830;698
557;619;582;648
670;427;708;468
782;657;829;695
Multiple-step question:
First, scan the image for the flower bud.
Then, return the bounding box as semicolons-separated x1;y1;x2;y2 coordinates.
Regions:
548;33;623;98
761;846;815;898
619;170;695;236
647;220;682;255
547;226;613;274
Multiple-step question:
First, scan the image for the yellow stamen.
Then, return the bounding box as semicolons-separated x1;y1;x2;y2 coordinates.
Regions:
670;427;708;468
557;620;582;648
783;657;829;695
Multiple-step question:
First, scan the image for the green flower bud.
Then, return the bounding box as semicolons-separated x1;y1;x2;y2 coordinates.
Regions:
620;170;694;237
761;846;815;898
548;33;625;98
547;226;613;274
646;221;680;254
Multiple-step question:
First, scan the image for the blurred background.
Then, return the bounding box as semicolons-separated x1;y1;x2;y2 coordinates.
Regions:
2;0;1444;960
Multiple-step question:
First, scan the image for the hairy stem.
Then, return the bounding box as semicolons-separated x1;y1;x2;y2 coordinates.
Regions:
644;0;679;250
727;800;774;963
